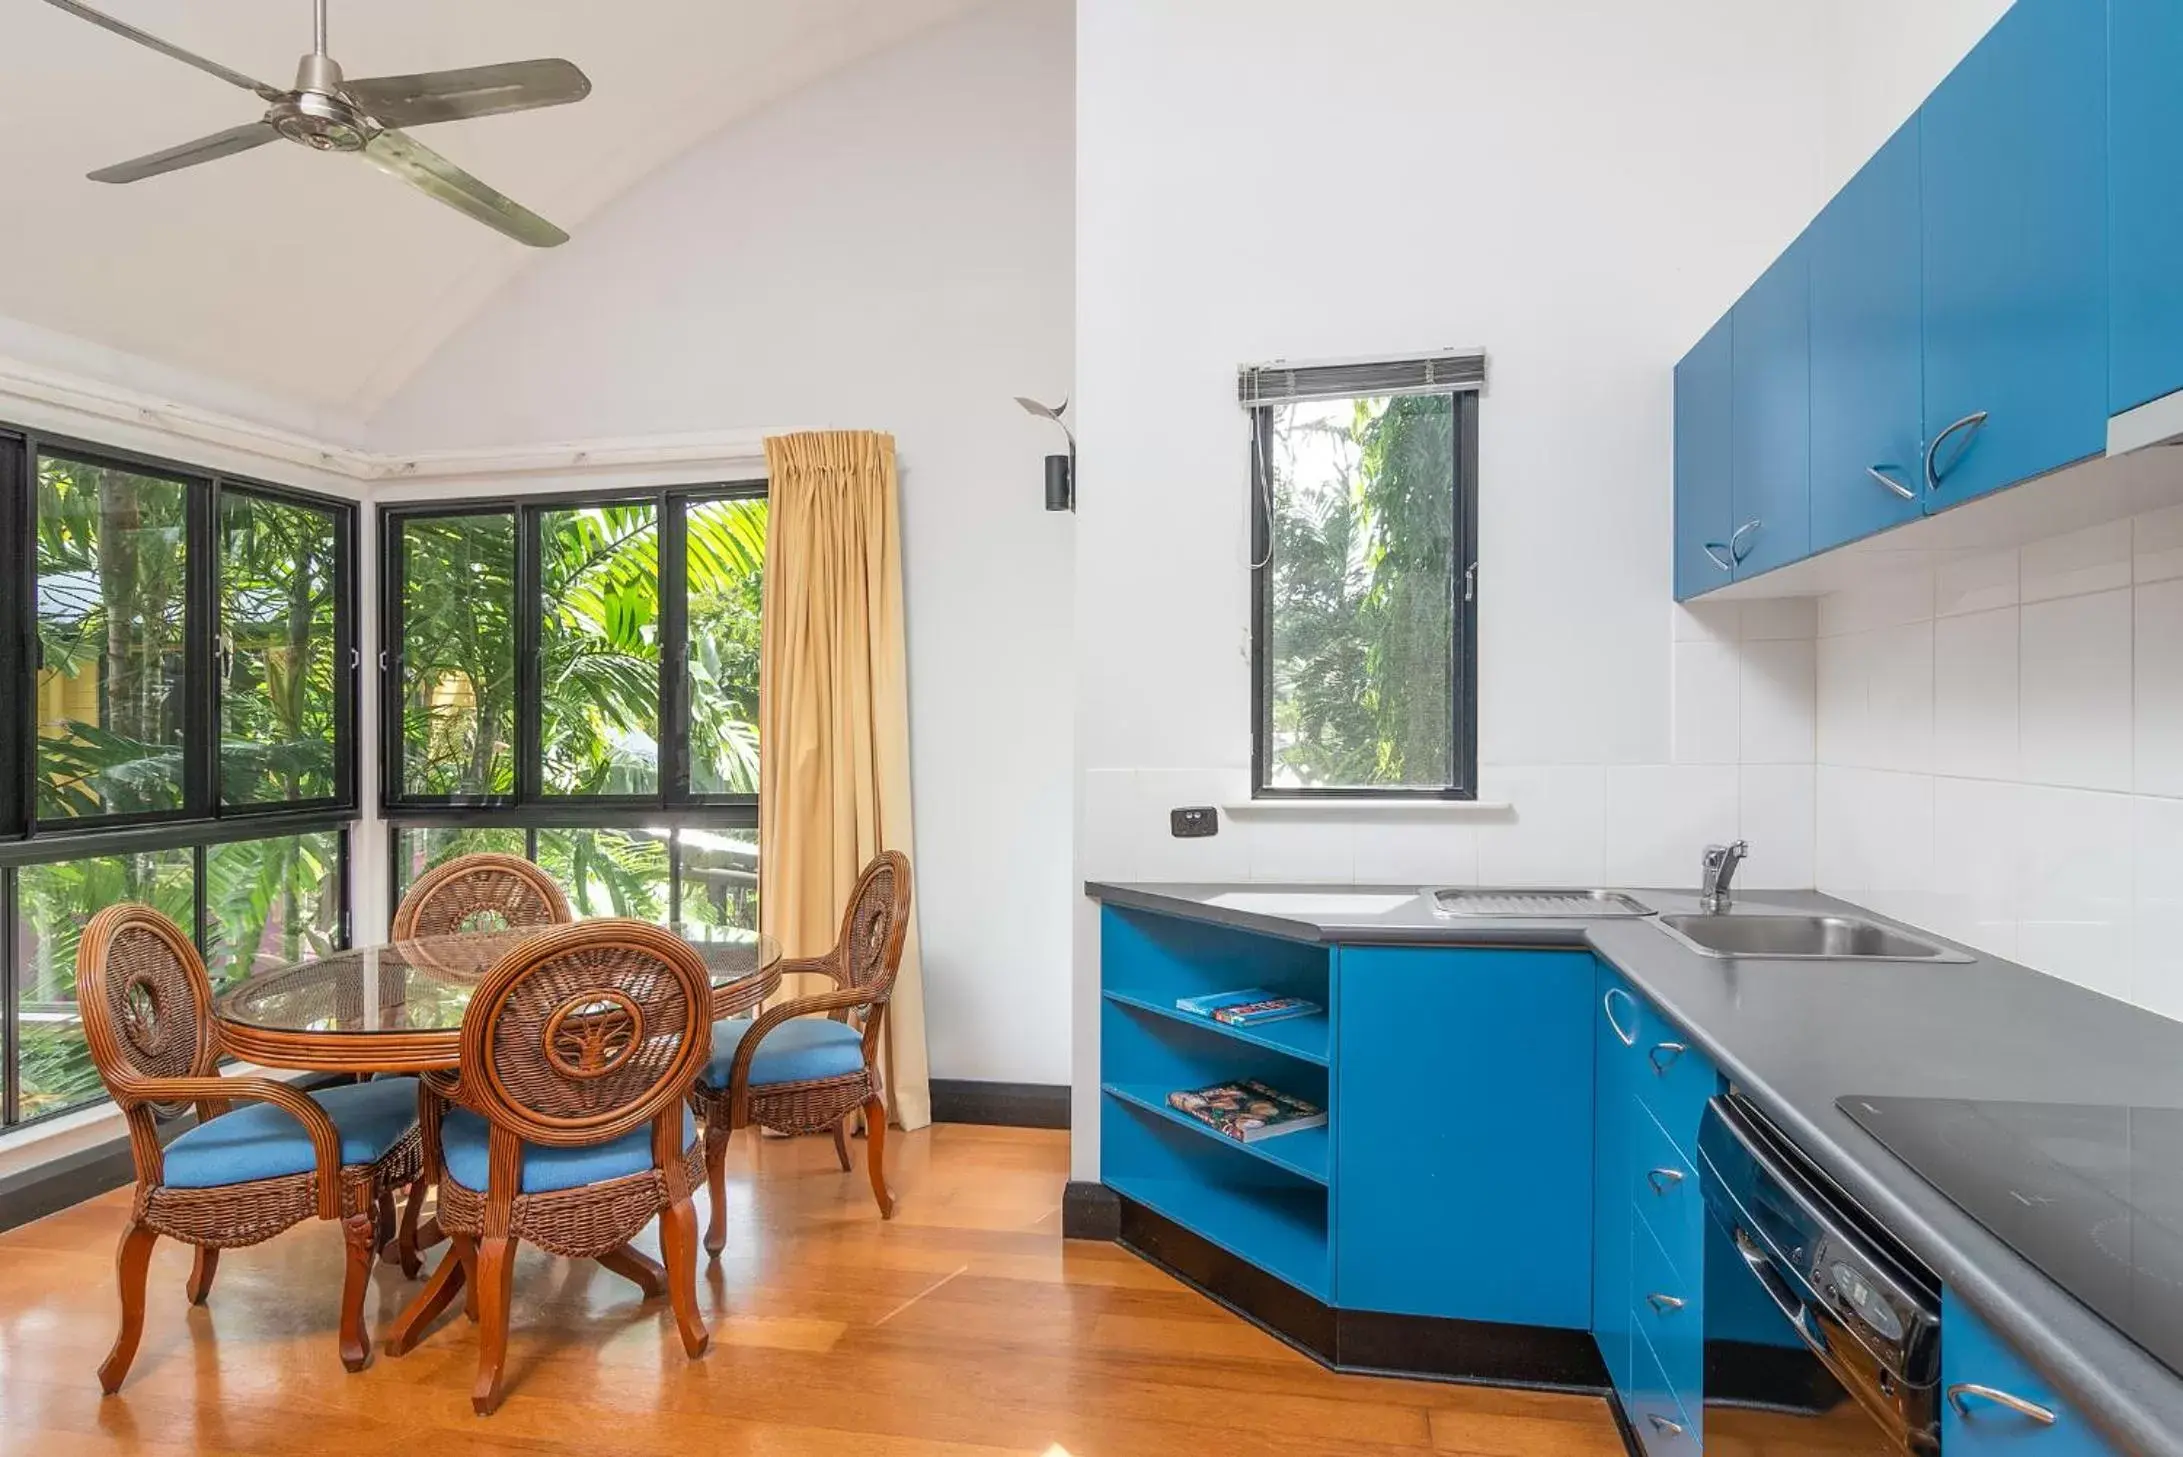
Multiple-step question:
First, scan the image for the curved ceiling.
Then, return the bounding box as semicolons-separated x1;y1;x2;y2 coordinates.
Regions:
0;0;979;421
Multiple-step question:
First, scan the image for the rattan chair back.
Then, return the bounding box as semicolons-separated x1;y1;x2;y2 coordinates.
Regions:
77;904;221;1103
460;920;711;1149
391;852;572;941
837;850;913;999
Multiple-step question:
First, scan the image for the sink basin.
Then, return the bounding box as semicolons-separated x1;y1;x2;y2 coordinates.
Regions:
1654;913;1970;963
1206;890;1418;917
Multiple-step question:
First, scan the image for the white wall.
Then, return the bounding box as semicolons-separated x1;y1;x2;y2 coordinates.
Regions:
1814;509;2183;1025
369;0;1076;1085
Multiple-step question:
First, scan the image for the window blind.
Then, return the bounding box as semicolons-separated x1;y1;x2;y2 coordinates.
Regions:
1237;349;1487;408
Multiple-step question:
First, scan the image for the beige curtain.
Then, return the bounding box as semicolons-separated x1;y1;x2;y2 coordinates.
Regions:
758;430;930;1130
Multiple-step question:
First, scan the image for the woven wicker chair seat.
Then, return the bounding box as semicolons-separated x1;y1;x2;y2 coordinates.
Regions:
138;1125;422;1247
438;1104;697;1194
434;1142;707;1260
163;1077;422;1188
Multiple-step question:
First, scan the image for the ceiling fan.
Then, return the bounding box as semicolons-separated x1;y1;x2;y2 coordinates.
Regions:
41;0;591;246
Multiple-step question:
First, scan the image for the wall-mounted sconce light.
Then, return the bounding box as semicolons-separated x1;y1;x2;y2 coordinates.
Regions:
1014;394;1075;512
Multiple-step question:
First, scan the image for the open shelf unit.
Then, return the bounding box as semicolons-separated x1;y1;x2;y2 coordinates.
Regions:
1100;988;1329;1065
1102;1081;1329;1184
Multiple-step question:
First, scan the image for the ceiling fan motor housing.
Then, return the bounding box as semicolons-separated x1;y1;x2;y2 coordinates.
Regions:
269;51;368;152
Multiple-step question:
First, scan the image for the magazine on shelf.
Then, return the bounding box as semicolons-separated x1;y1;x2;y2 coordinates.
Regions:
1172;987;1321;1027
1165;1079;1326;1143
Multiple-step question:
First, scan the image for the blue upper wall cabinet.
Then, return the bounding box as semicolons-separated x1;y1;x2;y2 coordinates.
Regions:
1673;316;1734;600
1810;120;1925;552
1919;0;2108;510
2111;0;2183;415
1729;241;1811;576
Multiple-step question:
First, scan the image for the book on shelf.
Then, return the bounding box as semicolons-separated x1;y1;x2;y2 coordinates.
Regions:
1172;987;1321;1027
1165;1079;1326;1143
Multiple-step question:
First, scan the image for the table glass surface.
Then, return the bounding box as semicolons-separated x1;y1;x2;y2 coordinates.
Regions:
215;926;781;1036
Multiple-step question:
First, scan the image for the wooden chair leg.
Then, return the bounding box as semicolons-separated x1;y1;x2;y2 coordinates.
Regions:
831;1118;853;1171
862;1095;895;1219
98;1220;158;1395
385;1237;468;1356
395;1179;425;1279
658;1197;709;1359
337;1211;376;1373
471;1236;518;1416
185;1245;218;1306
374;1188;397;1252
702;1119;732;1258
597;1244;666;1299
460;1236;480;1322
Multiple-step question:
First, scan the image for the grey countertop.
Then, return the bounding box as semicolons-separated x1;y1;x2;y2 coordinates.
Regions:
1085;880;2183;1457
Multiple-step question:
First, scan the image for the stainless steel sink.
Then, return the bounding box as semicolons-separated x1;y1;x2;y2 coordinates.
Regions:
1653;912;1971;963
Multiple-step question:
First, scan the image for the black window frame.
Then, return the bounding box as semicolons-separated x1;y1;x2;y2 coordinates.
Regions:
0;420;359;1131
1248;388;1480;801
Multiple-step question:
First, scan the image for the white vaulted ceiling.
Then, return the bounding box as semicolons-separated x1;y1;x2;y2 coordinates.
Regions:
0;0;980;423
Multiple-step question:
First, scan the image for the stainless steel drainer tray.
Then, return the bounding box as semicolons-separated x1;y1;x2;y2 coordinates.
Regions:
1428;888;1655;918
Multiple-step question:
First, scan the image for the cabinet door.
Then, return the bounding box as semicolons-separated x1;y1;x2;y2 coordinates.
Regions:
1942;1292;2111;1457
1920;0;2107;510
1593;968;1644;1396
2111;0;2183;415
1810;119;1925;552
1729;241;1810;578
1335;946;1593;1329
1673;315;1734;600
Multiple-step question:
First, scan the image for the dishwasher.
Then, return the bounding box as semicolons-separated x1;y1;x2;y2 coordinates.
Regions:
1696;1093;1943;1455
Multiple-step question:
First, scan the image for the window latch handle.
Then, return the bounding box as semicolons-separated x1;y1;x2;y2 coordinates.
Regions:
1464;562;1478;602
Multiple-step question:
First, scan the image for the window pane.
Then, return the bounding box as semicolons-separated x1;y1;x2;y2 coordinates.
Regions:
35;455;189;819
675;827;758;934
536;828;668;920
684;498;764;796
392;825;528;905
221;493;339;805
1264;395;1456;790
16;849;194;1119
399;513;515;798
203;831;343;988
541;504;660;795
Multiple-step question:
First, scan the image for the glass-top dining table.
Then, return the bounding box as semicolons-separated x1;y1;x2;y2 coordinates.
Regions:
214;926;783;1074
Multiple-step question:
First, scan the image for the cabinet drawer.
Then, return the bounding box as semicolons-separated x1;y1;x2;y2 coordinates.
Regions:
1630;1325;1701;1457
1633;1002;1717;1151
1633;1105;1704;1280
1632;1210;1702;1411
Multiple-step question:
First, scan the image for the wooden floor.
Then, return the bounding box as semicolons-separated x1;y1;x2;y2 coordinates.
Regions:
0;1124;1625;1456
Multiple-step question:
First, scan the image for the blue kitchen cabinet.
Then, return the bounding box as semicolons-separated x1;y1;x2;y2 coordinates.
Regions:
1920;0;2107;510
1942;1292;2114;1457
1809;118;1926;552
1674;315;1735;599
2111;0;2183;415
1728;240;1810;578
1593;966;1644;1395
1334;946;1593;1329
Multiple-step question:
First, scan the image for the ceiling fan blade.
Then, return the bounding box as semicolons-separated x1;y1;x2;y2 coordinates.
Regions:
90;121;279;184
344;59;592;129
40;0;282;101
361;129;568;247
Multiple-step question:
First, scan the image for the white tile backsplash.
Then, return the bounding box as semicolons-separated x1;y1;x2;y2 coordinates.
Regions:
1739;638;1817;764
1738;764;1815;889
1672;640;1742;764
1476;766;1609;885
1603;765;1739;887
1818;500;2183;1025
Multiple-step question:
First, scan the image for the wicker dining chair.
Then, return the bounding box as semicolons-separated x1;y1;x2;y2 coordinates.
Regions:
384;919;713;1415
75;904;423;1392
390;852;573;942
689;850;912;1248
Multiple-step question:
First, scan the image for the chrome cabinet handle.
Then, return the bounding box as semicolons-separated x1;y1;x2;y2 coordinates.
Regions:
1729;519;1761;563
1924;410;1990;491
1647;1167;1685;1196
1646;1292;1687;1314
1603;988;1638;1047
1947;1384;2057;1426
1649;1041;1686;1075
1866;466;1916;501
1701;542;1733;573
1646;1414;1686;1437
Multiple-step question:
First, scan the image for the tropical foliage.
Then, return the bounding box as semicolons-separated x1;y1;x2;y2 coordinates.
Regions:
1264;394;1457;789
219;492;339;804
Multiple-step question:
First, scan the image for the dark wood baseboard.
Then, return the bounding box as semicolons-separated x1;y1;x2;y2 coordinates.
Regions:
929;1079;1069;1129
1062;1180;1120;1240
1115;1192;1610;1393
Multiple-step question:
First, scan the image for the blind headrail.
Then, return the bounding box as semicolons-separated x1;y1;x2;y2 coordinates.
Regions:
1237;349;1487;408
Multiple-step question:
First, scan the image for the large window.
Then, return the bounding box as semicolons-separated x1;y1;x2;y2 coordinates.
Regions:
392;826;754;932
1249;374;1478;798
0;425;357;1128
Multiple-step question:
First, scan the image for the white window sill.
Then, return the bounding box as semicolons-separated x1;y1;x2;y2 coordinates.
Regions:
1223;799;1514;822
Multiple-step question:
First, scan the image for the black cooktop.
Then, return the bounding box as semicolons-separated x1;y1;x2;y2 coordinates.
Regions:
1839;1095;2183;1380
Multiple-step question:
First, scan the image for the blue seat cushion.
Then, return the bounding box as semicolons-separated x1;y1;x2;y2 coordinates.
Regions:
163;1076;421;1190
440;1105;696;1196
700;1016;866;1090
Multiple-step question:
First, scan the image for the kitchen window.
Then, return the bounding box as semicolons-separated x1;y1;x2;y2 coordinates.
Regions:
1246;353;1482;798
